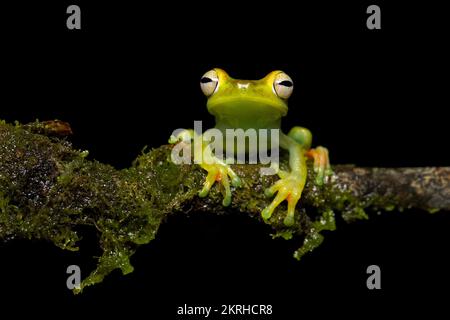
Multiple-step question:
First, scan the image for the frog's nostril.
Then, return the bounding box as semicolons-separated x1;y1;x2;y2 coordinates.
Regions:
237;83;250;89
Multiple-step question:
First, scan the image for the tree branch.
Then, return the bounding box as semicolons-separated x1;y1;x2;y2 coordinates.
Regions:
0;120;448;292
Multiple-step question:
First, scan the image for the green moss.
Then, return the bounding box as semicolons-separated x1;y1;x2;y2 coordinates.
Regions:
0;122;172;293
74;242;136;294
0;120;401;293
0;120;338;292
293;209;336;260
272;230;294;240
342;206;369;221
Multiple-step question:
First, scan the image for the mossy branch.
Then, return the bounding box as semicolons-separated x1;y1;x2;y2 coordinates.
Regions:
0;120;449;292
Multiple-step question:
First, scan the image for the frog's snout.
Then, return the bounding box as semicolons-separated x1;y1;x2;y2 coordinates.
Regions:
237;82;250;90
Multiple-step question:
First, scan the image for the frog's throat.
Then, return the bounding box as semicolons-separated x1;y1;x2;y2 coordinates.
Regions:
214;116;282;132
208;100;287;131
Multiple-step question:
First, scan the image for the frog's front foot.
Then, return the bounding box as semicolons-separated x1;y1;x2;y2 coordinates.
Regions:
306;146;332;185
199;163;241;206
262;172;305;226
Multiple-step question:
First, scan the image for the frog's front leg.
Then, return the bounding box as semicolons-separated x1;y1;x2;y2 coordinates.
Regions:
261;127;331;226
198;151;241;206
169;129;241;206
306;147;331;185
262;133;307;226
288;126;331;185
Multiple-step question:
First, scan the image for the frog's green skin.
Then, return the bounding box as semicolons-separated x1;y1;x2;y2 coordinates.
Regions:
171;68;330;226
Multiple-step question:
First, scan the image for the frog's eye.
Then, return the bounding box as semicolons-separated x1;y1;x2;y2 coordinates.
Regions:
200;69;219;97
273;72;294;99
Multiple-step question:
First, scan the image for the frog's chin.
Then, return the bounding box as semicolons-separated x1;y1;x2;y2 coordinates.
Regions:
207;97;288;124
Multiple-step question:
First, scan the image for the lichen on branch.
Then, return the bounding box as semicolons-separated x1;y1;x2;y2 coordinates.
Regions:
0;120;448;293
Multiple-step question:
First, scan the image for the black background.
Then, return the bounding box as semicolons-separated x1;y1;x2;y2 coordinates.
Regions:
1;1;449;318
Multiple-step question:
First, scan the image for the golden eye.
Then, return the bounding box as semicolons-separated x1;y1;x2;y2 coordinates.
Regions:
273;72;294;99
200;69;219;96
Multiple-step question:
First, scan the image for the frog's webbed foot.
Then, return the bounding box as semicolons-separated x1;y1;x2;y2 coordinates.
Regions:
306;146;332;185
169;129;241;206
262;172;305;226
199;162;241;206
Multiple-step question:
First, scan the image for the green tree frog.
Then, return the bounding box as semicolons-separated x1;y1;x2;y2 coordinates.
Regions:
170;68;330;226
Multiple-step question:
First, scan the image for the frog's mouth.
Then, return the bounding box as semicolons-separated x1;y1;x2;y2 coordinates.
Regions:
207;97;288;130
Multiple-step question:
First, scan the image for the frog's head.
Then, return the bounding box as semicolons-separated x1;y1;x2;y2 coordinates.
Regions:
200;68;293;129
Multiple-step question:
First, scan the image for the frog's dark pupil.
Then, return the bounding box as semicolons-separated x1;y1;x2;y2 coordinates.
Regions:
279;80;293;87
201;77;213;83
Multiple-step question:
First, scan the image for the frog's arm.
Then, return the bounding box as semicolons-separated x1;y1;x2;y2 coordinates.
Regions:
197;137;241;206
262;126;330;226
170;129;241;207
262;132;307;226
288;126;331;185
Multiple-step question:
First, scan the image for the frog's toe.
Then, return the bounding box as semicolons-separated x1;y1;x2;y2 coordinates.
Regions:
224;166;242;188
307;146;331;186
222;193;232;207
314;167;325;186
230;174;242;188
262;188;289;221
199;168;218;198
198;188;209;198
284;193;300;226
264;188;274;198
220;172;232;207
264;179;283;198
283;214;295;227
277;169;289;179
261;207;272;220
